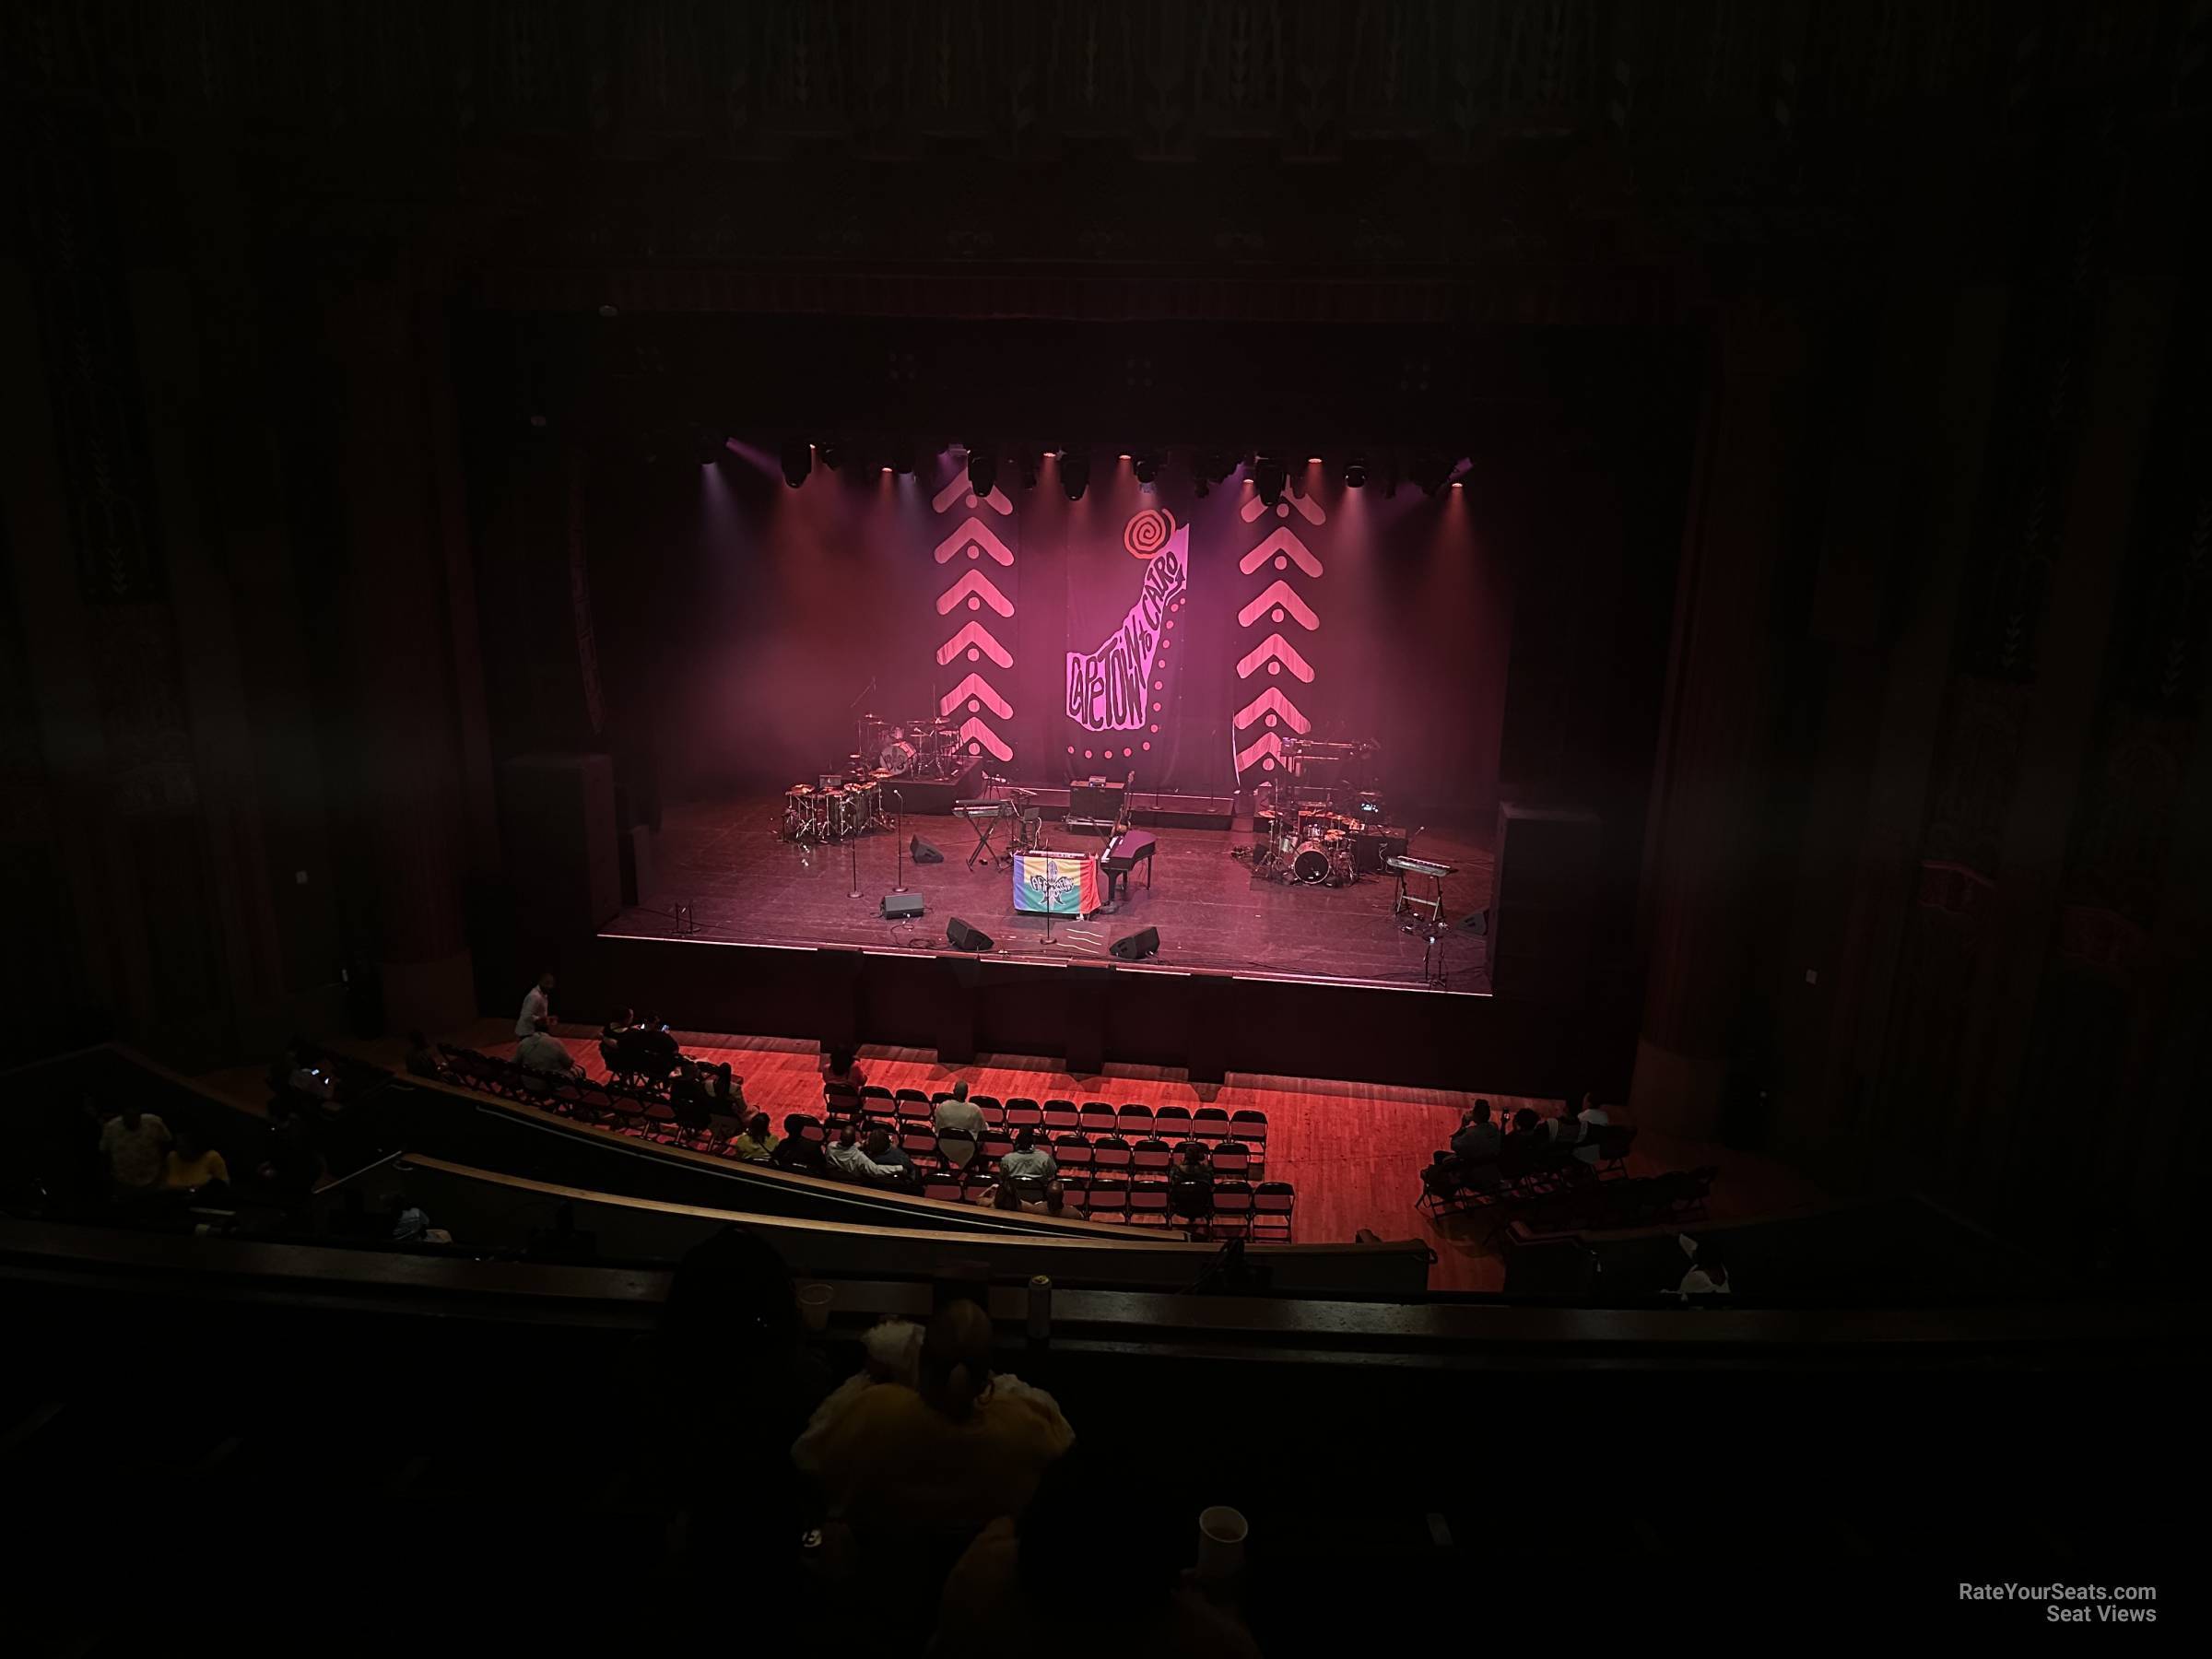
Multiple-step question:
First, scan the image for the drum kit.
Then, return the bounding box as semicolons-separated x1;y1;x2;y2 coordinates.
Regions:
1240;736;1406;888
856;712;966;782
782;773;890;843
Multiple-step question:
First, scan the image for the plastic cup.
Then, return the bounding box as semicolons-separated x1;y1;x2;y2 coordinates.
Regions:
1196;1505;1248;1580
797;1282;836;1332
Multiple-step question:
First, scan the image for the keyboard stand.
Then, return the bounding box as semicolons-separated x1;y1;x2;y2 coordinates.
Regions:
1393;869;1444;926
965;808;1009;870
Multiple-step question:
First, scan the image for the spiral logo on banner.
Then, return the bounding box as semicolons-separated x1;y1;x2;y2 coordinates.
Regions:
1124;506;1175;559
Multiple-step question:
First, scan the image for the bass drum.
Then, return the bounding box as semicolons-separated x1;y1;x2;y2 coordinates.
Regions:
1291;839;1350;885
877;738;918;774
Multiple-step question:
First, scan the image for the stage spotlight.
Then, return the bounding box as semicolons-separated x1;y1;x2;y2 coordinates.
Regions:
968;448;998;497
1344;454;1369;488
1253;455;1286;507
1134;452;1159;486
1060;450;1090;500
819;441;844;473
890;437;917;477
780;439;812;488
696;428;727;466
1409;452;1451;496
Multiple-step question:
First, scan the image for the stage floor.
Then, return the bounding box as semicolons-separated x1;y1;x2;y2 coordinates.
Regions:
613;794;1494;993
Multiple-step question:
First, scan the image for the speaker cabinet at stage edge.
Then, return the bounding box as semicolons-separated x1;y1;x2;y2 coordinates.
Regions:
880;893;925;921
947;916;994;952
910;835;945;864
1110;926;1160;961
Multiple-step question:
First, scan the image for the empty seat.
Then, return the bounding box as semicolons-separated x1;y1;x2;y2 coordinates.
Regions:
1053;1133;1093;1171
980;1131;1014;1164
1083;1178;1130;1221
1230;1110;1268;1150
1253;1181;1295;1240
1130;1136;1173;1174
1209;1140;1251;1178
1077;1101;1117;1136
1127;1182;1172;1225
1114;1103;1153;1140
969;1094;1003;1115
1191;1107;1231;1142
1004;1099;1043;1131
1209;1181;1253;1236
895;1089;933;1121
1153;1105;1193;1141
900;1124;939;1163
922;1176;964;1204
1041;1099;1081;1134
861;1085;894;1103
788;1112;825;1143
1090;1135;1132;1173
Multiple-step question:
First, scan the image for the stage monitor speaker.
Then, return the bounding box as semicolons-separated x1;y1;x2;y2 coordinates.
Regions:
1109;926;1160;961
1490;806;1600;1003
911;835;945;864
1459;908;1488;935
500;753;621;939
947;916;994;952
880;893;925;921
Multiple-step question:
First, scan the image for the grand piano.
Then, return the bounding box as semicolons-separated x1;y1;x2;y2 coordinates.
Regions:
1099;829;1158;904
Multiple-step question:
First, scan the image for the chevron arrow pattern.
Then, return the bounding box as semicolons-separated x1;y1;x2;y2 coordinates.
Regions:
1233;497;1327;782
940;673;1013;720
935;466;1015;766
1236;632;1315;682
1238;579;1319;631
936;619;1014;668
934;515;1016;565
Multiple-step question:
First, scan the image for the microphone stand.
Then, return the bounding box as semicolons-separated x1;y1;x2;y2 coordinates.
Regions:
892;790;908;894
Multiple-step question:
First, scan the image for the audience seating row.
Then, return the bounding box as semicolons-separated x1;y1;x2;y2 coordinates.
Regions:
433;1050;1298;1238
920;1168;1296;1239
1493;1169;1716;1239
825;1087;1269;1151
1417;1125;1640;1218
888;1126;1263;1178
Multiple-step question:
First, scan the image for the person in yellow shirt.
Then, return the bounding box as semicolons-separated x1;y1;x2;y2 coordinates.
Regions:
731;1112;781;1162
804;1299;1075;1552
162;1130;230;1194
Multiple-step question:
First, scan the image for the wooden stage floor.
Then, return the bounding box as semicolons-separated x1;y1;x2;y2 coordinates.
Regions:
612;794;1495;993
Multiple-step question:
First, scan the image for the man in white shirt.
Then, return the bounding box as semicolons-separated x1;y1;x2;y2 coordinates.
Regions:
998;1126;1056;1182
516;971;556;1039
825;1124;899;1183
1675;1234;1731;1297
934;1080;986;1168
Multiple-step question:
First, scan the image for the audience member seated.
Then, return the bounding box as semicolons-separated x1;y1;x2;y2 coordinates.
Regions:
731;1112;780;1162
1167;1143;1215;1221
864;1125;918;1189
670;1062;713;1131
1503;1106;1548;1159
803;1300;1076;1571
100;1102;172;1200
932;1448;1262;1659
823;1044;867;1095
403;1030;446;1080
771;1115;830;1176
794;1317;928;1474
1572;1091;1614;1166
654;1226;833;1559
1450;1100;1501;1163
826;1124;901;1185
1547;1095;1590;1150
934;1079;986;1163
1676;1236;1732;1298
161;1129;230;1195
390;1200;453;1245
997;1126;1056;1183
514;1029;582;1077
708;1062;744;1115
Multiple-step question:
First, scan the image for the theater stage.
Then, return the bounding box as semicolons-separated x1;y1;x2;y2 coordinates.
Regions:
610;794;1493;994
